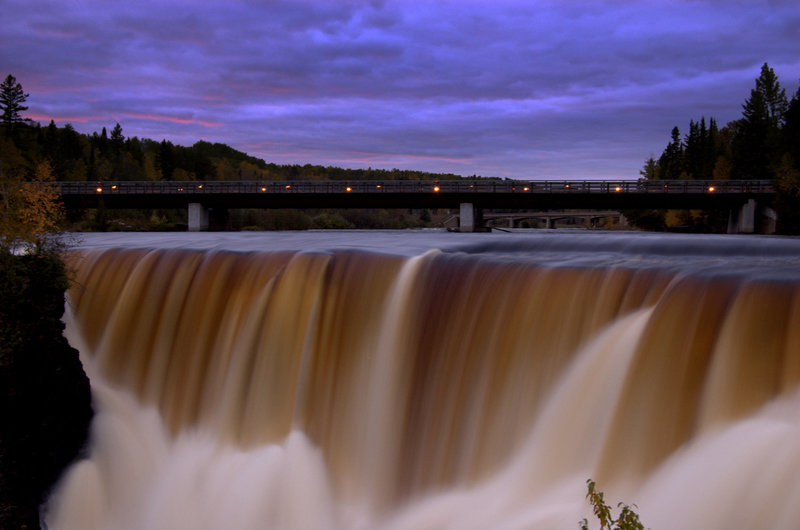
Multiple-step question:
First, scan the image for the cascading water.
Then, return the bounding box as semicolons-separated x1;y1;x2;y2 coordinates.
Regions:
45;233;800;529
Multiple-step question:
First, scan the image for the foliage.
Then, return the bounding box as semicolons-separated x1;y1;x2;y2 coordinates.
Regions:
579;479;644;530
1;159;64;252
20;161;63;240
312;212;355;229
775;154;800;233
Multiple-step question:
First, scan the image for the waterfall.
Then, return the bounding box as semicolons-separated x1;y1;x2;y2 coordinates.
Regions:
47;246;800;529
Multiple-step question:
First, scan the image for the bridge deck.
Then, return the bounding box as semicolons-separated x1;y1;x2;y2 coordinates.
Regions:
54;179;774;211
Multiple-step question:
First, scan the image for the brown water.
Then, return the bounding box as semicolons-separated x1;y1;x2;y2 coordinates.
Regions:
47;233;800;529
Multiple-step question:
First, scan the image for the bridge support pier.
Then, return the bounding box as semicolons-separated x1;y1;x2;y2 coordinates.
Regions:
188;203;209;232
727;199;756;234
458;203;485;232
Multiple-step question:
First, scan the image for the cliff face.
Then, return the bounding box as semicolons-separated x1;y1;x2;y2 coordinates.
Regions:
0;251;93;529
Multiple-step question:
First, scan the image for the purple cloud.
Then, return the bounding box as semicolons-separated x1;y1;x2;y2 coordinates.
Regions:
3;0;799;178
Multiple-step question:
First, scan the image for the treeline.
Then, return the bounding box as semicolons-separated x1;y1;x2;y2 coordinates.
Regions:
633;63;800;233
0;120;467;185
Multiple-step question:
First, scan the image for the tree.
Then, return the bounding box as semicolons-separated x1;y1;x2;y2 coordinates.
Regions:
110;122;125;149
732;63;788;179
157;140;175;180
0;75;29;126
783;84;800;165
658;127;684;180
775;85;800;233
1;160;63;251
639;157;660;180
755;62;789;128
19;160;63;245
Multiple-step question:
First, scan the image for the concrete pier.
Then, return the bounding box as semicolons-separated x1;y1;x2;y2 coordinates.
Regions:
458;203;486;232
727;199;756;234
188;203;209;232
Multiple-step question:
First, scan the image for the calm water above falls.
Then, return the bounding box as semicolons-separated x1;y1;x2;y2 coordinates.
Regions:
71;229;800;277
47;230;800;529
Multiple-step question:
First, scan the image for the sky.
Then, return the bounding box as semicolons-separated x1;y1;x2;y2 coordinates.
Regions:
2;0;799;180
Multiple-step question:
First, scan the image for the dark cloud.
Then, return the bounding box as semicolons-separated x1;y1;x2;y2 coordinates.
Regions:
2;0;799;178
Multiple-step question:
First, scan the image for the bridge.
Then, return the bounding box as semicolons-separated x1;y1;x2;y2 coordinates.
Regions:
52;179;775;233
480;211;626;230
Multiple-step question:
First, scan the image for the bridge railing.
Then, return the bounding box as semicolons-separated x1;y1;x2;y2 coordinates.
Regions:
52;179;775;196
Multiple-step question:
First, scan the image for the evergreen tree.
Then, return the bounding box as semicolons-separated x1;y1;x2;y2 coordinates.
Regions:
0;75;29;126
755;62;789;128
157;140;175;180
732;63;788;179
783;84;800;165
684;119;704;179
639;157;660;180
658;126;684;179
110;123;125;150
775;85;800;233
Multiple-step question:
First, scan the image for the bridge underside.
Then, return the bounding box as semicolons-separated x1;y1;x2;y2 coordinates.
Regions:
60;190;772;212
58;184;775;233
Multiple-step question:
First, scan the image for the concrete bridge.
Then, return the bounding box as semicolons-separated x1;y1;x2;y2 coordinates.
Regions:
479;211;626;229
52;179;775;233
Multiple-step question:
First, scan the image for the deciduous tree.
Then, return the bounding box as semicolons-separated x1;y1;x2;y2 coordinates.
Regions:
19;160;62;242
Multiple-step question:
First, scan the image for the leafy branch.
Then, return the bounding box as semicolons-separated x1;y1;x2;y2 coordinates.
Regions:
579;479;645;530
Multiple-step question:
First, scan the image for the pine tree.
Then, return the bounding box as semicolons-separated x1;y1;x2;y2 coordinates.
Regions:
0;74;29;126
783;85;800;165
110;122;125;149
658;126;684;180
775;85;800;233
755;62;789;128
732;63;788;179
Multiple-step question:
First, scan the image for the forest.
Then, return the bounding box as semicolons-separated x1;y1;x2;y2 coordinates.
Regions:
631;63;800;233
1;63;799;233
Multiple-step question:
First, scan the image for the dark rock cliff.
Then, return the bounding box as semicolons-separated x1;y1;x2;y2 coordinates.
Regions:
0;251;93;529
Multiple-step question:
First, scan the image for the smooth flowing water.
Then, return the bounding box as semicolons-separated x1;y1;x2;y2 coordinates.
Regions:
46;230;800;529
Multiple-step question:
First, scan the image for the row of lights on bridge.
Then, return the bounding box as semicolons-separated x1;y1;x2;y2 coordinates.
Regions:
91;183;718;193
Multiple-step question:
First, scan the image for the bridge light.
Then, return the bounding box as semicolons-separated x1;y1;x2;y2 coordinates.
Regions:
95;187;102;193
285;185;291;190
433;186;440;192
523;187;530;191
261;187;267;192
111;185;117;190
707;186;715;192
376;185;382;189
346;186;352;192
614;186;621;192
197;184;203;189
565;184;570;189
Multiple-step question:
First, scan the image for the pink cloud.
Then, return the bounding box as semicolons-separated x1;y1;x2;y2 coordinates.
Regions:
123;112;220;128
28;113;93;124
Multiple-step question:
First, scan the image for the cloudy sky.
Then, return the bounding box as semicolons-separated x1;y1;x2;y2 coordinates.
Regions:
3;0;799;179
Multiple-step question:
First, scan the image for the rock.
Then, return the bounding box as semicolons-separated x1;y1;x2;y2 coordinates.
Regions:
0;251;93;529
